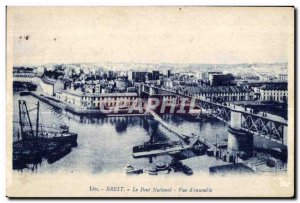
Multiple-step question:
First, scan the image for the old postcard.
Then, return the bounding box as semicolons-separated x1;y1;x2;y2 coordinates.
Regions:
6;7;294;198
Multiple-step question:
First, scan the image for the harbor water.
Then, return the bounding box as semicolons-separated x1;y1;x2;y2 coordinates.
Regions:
13;94;229;174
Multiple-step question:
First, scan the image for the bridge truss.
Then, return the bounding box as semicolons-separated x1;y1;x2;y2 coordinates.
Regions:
141;84;287;145
241;113;286;144
197;100;231;123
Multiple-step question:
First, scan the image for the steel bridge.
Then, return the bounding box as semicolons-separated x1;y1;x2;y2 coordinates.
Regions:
141;84;288;146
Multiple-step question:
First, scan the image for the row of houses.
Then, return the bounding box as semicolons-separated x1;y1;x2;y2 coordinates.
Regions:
55;89;139;109
14;71;288;105
179;86;254;102
177;83;288;103
260;84;288;102
41;76;287;105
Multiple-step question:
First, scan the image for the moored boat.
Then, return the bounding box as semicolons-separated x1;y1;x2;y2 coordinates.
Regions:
133;143;172;153
133;141;183;153
47;143;73;164
13;100;78;169
19;91;31;96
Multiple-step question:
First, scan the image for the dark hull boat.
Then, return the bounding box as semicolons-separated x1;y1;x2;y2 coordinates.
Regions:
13;135;78;169
133;141;183;153
13;146;43;170
39;133;78;147
47;143;73;164
19;91;31;96
13;100;78;170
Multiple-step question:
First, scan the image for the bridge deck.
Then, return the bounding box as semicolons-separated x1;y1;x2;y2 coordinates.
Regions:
132;145;192;158
220;102;287;124
142;84;287;125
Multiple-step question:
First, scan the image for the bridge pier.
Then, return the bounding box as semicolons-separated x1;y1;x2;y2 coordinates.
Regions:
283;125;288;146
227;110;253;158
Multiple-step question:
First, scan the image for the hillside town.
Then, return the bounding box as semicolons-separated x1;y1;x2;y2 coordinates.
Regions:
13;62;288;118
13;62;289;175
8;6;294;198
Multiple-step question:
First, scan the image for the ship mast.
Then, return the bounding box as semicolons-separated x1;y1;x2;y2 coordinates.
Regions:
18;100;35;140
23;101;34;137
36;101;39;138
18;100;24;140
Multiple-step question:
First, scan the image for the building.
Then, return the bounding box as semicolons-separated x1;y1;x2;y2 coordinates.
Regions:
164;70;172;77
202;71;222;83
127;87;137;92
260;83;288;102
56;89;138;109
164;79;179;88
152;71;160;80
36;66;45;74
278;74;288;81
146;72;153;81
180;85;254;102
127;71;133;81
209;74;235;86
84;80;101;94
40;77;64;96
13;72;36;83
108;71;115;79
55;90;82;107
259;74;274;81
235;74;260;86
116;77;128;91
145;79;161;86
101;85;113;93
129;72;147;82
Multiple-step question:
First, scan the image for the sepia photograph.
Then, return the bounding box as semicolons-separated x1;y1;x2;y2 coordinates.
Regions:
6;6;295;198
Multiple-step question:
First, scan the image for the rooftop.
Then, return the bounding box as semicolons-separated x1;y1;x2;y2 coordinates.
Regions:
181;85;252;94
41;76;60;85
261;83;287;91
63;89;137;97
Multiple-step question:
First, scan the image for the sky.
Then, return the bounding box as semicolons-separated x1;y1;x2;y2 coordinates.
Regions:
8;7;294;66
